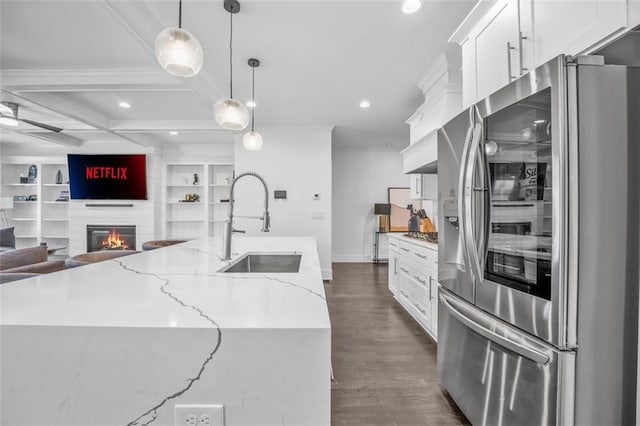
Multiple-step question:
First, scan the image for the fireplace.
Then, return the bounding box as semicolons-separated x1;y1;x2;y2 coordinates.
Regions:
86;225;136;252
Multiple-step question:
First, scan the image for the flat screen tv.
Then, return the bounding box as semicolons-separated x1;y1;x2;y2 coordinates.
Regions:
68;154;147;200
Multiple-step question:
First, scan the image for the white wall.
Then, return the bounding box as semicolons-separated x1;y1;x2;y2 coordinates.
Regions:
233;128;333;280
332;147;408;262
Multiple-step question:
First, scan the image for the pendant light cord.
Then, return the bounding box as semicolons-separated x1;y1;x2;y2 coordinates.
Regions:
251;65;255;132
229;12;233;99
178;0;182;28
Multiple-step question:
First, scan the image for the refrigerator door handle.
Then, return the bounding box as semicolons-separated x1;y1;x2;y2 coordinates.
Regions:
463;123;485;282
440;292;551;365
457;123;475;278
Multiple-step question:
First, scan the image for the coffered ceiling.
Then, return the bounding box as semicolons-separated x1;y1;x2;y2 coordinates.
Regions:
0;0;474;151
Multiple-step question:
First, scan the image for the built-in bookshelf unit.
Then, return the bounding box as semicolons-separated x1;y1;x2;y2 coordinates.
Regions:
1;159;69;253
162;163;234;240
208;164;234;238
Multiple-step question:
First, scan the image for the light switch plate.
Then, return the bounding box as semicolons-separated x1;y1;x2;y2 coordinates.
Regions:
175;404;224;426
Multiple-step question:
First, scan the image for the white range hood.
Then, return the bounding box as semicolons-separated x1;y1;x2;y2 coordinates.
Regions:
402;45;462;175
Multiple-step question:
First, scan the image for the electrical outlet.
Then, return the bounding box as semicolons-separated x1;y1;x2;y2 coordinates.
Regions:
198;415;212;426
175;405;224;426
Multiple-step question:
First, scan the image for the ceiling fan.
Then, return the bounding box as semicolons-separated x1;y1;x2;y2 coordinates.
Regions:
0;101;63;133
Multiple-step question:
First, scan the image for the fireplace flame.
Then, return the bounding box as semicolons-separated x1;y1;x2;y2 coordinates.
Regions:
101;229;128;250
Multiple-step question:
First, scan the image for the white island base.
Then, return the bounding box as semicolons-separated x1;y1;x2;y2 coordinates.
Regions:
1;237;331;426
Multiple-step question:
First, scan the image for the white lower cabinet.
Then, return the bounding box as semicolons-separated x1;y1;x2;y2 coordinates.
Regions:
388;236;438;340
388;242;400;295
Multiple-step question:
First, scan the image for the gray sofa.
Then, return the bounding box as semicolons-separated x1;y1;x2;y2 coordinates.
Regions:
0;245;65;275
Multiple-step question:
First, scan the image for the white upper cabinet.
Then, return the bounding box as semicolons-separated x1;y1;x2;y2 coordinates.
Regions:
474;0;521;101
530;0;627;65
452;0;633;105
461;38;477;108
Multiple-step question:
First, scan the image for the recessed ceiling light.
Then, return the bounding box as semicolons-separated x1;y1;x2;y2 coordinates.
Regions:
360;100;371;109
246;100;257;108
534;119;547;124
169;131;179;135
118;101;131;109
402;0;422;14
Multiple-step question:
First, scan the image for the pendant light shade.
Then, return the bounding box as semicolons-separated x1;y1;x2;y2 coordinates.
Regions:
243;131;263;151
214;0;250;131
155;27;203;77
155;0;203;77
213;98;250;131
243;58;263;150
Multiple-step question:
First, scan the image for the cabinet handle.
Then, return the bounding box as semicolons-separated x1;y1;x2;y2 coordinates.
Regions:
394;258;398;275
400;267;410;274
401;291;409;298
416;177;420;195
415;303;427;315
414;252;427;259
401;247;410;252
519;31;529;75
389;242;397;247
414;275;427;285
507;42;517;82
428;276;433;301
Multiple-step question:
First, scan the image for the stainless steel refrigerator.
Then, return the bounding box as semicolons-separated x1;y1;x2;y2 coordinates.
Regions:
437;54;640;425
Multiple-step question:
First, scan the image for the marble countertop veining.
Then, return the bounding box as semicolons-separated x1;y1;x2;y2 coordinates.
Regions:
0;237;330;330
387;233;439;251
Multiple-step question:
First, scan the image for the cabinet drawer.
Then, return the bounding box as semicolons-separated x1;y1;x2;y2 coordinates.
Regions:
399;241;438;270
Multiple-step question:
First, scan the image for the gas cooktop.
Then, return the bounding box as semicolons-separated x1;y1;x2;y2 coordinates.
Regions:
403;232;438;244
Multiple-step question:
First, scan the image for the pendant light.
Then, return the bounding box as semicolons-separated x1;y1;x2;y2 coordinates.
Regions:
213;0;250;131
243;58;263;151
154;0;203;77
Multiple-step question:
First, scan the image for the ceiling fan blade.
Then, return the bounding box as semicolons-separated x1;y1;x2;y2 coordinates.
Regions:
19;118;63;133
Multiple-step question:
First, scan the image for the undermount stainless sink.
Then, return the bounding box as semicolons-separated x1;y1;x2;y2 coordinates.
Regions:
219;253;302;273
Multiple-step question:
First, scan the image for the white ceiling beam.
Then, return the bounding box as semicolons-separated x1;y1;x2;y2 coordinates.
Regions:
99;0;224;106
110;120;225;132
0;69;184;92
2;90;148;147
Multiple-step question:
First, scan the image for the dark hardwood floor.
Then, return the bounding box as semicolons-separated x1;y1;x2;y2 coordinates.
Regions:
325;263;469;426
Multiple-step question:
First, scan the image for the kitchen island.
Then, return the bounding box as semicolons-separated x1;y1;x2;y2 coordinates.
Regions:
0;237;331;426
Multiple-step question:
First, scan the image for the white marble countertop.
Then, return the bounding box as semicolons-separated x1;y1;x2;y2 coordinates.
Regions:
0;237;330;330
388;233;438;251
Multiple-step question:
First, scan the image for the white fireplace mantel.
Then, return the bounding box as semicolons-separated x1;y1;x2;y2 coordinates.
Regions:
68;200;154;256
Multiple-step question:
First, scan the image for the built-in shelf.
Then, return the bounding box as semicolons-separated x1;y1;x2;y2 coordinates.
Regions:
42;235;69;239
166;219;204;223
167;184;203;188
210;219;227;223
2;160;71;249
167;201;202;205
209;202;230;205
209;184;231;187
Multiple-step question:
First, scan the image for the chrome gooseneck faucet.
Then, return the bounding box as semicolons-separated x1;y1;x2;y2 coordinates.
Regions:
222;172;270;260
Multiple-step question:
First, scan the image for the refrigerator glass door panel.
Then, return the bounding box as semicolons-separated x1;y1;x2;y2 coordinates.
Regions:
437;290;574;426
438;109;476;303
472;55;569;347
